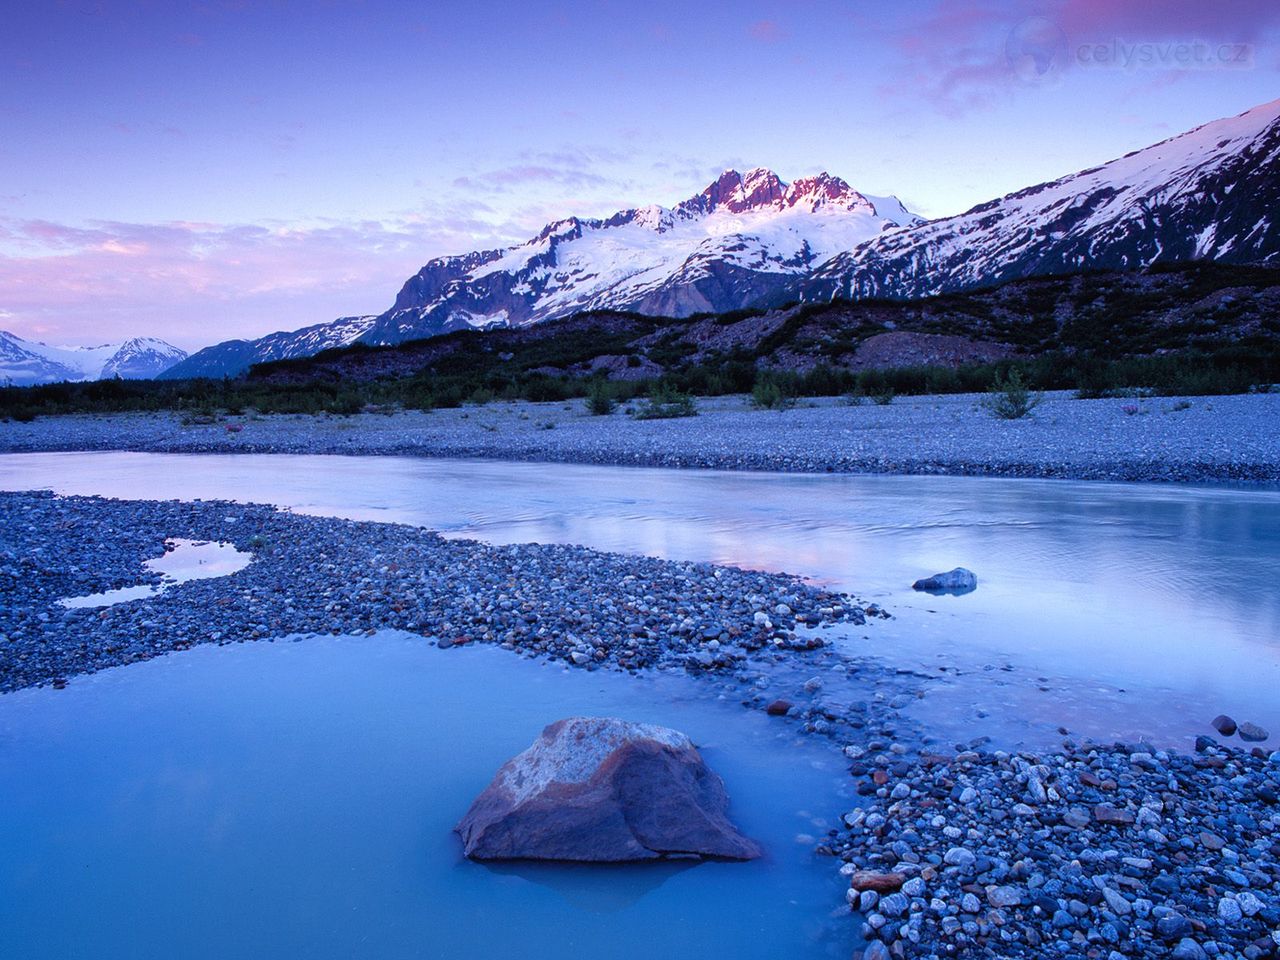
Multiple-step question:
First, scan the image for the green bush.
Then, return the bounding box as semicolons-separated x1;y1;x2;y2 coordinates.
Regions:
586;379;615;416
632;383;697;420
982;369;1042;419
751;372;794;410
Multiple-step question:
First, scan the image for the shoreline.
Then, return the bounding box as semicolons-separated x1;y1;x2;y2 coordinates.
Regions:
4;391;1280;483
2;491;1277;958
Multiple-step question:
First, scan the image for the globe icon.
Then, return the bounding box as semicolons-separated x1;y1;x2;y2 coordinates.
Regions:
1005;16;1068;83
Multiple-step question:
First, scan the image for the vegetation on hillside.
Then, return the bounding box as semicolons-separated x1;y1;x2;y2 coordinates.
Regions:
2;262;1277;422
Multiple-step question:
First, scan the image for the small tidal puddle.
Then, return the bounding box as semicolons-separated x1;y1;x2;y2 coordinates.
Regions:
59;538;252;608
0;634;856;960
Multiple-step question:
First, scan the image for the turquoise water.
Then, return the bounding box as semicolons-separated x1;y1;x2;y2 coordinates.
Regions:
2;451;1277;747
0;636;854;960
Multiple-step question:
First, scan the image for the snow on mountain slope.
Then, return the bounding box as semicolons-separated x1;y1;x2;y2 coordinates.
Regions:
795;98;1280;302
159;315;376;380
170;99;1280;379
0;332;187;386
362;169;921;344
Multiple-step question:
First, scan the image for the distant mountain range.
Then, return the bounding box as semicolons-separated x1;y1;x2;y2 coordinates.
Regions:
1;332;187;386
158;97;1279;380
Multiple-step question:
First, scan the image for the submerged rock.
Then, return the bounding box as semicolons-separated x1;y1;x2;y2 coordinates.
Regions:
911;567;978;594
1238;721;1270;742
1212;715;1238;736
455;716;761;862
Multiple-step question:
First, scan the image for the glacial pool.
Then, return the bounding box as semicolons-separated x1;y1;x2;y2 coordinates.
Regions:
0;636;855;960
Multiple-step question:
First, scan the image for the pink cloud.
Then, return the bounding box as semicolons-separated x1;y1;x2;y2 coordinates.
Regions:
748;20;787;43
1055;0;1280;42
0;210;521;351
884;0;1280;113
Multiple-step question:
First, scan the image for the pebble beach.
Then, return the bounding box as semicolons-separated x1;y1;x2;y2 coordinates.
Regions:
4;390;1280;482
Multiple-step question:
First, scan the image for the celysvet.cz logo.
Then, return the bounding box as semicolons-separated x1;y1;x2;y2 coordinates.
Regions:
1005;17;1255;82
1076;39;1254;70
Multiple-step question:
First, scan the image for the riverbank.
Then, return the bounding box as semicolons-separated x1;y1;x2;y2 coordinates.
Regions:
2;490;1277;959
4;391;1280;482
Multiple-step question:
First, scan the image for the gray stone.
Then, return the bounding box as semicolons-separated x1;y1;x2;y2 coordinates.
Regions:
456;716;761;861
911;567;978;594
986;885;1022;908
1211;715;1238;736
1101;886;1131;916
1238;721;1270;742
1172;939;1207;960
879;892;910;917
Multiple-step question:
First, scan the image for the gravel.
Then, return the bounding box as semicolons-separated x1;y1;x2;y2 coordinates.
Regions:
838;738;1280;959
0;490;869;694
4;391;1280;482
5;481;1278;958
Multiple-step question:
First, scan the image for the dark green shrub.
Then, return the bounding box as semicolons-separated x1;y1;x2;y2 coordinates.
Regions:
586;379;615;415
751;372;794;410
982;369;1042;419
632;383;697;419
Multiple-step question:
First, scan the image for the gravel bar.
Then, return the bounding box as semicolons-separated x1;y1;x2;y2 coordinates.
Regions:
0;490;868;694
4;391;1280;482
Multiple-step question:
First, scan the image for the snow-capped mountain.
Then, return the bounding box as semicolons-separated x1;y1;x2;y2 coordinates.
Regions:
361;169;919;345
0;332;187;386
165;170;919;378
168;98;1280;380
159;315;375;380
792;98;1280;303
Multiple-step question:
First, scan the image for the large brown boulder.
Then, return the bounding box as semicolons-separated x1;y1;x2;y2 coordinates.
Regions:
456;717;762;862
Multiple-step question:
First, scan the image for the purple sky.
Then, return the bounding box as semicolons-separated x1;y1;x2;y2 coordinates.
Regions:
2;0;1277;351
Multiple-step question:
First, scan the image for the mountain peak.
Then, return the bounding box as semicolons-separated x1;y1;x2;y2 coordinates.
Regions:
676;167;781;215
680;167;871;216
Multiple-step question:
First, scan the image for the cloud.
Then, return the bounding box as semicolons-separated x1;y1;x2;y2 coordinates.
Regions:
0;208;523;351
748;20;787;43
883;0;1280;113
453;165;611;191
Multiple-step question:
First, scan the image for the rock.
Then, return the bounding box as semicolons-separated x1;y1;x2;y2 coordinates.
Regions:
1199;831;1225;851
1172;938;1208;960
765;699;793;716
986;885;1022;908
901;876;926;897
1062;807;1091;828
849;871;907;893
911;567;978;594
1211;715;1238;736
1235;891;1264;917
1238;721;1269;742
944;847;976;867
1093;803;1134;825
455;717;761;862
1218;897;1243;923
879;892;910;917
1157;915;1194;941
1101;886;1131;916
861;943;892;960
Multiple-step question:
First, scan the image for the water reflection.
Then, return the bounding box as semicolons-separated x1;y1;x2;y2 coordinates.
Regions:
0;637;853;960
1;452;1276;747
